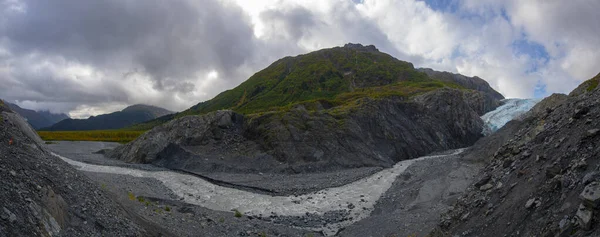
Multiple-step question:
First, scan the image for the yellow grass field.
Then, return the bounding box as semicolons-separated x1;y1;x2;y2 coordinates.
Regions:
37;130;145;143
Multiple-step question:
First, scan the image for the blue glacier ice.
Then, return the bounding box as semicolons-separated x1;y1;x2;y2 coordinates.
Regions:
481;98;541;135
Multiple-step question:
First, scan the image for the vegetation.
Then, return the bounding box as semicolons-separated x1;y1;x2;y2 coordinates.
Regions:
38;130;145;143
128;192;136;201
234;209;242;218
586;78;599;92
181;45;432;116
129;45;467;130
164;206;171;212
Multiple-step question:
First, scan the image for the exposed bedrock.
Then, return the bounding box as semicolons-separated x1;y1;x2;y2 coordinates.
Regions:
111;88;492;175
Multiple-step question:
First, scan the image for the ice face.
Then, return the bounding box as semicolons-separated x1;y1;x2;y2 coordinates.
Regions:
481;98;540;135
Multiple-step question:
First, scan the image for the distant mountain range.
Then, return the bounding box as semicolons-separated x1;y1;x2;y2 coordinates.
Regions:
6;102;70;129
41;104;173;131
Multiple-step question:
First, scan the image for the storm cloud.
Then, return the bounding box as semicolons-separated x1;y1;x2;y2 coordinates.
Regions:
0;0;599;118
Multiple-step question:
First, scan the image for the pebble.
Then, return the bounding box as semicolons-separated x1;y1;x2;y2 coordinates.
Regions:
479;184;493;191
525;198;536;209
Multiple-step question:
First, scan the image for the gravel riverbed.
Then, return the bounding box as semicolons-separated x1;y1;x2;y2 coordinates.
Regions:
47;141;479;236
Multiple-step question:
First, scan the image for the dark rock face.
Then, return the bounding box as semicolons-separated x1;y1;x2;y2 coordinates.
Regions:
418;68;504;114
430;76;600;236
0;101;144;236
111;88;485;175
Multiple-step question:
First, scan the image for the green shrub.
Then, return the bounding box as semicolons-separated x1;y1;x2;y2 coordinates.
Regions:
165;206;171;212
137;196;145;203
234;209;242;218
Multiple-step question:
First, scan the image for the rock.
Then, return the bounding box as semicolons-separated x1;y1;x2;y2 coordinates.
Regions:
474;175;491;188
460;212;470;221
503;159;513;168
545;164;561;179
573;107;589;119
576;204;593;230
347;203;355;209
9;170;16;176
586;129;599;137
580;182;600;208
525;198;537;209
582;172;600;185
496;182;503;189
217;112;234;129
2;207;16;223
479;184;494;191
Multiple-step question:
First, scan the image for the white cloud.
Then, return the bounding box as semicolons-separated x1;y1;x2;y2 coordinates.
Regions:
2;0;600;117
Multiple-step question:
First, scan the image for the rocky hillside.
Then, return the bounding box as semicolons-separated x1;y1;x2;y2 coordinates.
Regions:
0;100;146;236
110;44;504;175
418;68;504;114
130;43;503;130
112;88;486;174
6;102;69;129
43;104;172;131
431;74;600;236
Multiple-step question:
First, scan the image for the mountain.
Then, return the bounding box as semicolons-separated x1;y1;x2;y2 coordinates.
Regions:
0;100;146;236
130;43;504;130
43;104;172;131
6;102;69;129
111;44;505;177
431;73;600;236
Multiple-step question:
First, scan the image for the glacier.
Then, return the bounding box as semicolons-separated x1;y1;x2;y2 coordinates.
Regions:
481;98;540;135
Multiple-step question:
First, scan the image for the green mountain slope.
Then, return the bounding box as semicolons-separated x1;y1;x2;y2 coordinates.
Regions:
183;43;434;116
129;43;502;130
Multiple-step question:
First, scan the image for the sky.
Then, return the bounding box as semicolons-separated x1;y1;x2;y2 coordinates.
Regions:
1;0;599;118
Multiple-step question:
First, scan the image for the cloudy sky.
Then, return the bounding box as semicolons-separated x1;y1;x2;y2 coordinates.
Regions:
1;0;599;118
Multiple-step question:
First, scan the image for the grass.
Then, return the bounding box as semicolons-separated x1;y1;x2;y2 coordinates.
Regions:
126;45;470;130
128;192;136;201
234;209;242;218
587;78;599;92
37;130;145;143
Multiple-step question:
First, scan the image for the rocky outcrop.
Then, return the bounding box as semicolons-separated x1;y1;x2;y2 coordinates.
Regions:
418;68;504;114
0;100;145;236
111;88;486;175
431;74;600;236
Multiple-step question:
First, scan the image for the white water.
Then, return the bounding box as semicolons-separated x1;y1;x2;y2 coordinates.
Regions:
53;148;465;235
481;98;540;135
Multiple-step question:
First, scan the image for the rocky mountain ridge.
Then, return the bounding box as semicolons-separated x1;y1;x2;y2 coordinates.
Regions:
130;43;504;130
6;102;69;129
0;100;147;236
431;74;600;236
111;44;505;180
42;104;172;131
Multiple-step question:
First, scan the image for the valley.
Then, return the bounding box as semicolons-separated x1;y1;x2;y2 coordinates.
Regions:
41;98;534;236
